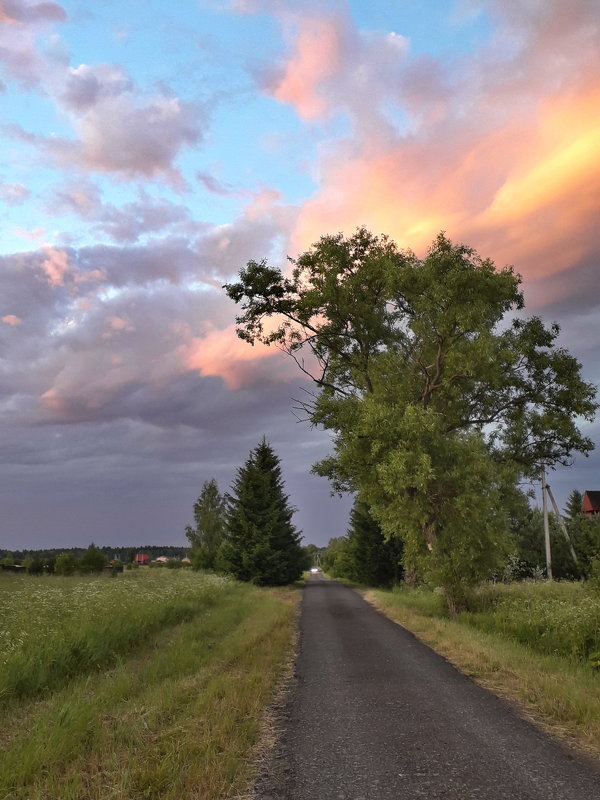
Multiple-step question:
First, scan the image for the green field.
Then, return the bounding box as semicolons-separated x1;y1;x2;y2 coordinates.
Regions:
0;570;298;799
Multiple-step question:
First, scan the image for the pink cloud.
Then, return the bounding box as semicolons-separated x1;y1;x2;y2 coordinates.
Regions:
13;226;45;242
108;316;134;332
0;0;67;89
2;314;22;325
258;7;409;138
282;1;600;301
270;14;344;120
182;324;289;390
41;246;70;286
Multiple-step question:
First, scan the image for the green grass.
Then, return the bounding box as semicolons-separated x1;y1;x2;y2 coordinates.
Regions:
368;581;600;757
462;581;600;662
0;571;298;799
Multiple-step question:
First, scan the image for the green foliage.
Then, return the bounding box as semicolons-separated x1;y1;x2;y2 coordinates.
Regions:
512;507;600;581
185;478;227;570
565;489;584;519
54;553;78;576
219;439;305;586
79;543;108;574
321;496;404;587
321;536;356;580
226;228;597;612
22;555;51;575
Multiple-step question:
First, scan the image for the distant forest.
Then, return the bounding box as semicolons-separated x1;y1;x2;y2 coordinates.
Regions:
1;545;189;563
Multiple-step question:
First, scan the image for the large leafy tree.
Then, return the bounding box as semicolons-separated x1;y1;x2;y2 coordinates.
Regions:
225;229;597;611
185;478;226;570
219;439;304;586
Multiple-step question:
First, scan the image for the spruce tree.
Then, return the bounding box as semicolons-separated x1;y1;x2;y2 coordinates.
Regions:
220;439;304;585
347;496;403;587
564;489;583;519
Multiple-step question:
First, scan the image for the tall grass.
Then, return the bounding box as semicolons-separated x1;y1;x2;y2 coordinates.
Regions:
0;570;230;704
462;581;600;662
0;572;299;799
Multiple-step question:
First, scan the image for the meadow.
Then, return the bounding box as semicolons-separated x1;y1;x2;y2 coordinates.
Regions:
369;580;600;756
0;569;298;799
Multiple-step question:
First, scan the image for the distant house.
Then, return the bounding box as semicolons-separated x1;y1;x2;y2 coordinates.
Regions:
134;553;150;565
181;557;191;564
582;491;600;517
154;556;171;564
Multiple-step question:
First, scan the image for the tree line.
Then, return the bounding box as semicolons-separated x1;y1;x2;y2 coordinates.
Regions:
323;488;600;586
0;545;190;575
225;228;598;612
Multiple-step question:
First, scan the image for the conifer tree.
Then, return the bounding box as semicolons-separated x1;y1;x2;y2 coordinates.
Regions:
185;478;226;569
348;496;403;587
220;439;304;585
564;489;583;519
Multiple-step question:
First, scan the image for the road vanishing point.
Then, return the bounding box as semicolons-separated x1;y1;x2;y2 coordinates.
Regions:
255;574;600;800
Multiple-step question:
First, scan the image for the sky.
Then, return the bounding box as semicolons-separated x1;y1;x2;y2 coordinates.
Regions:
0;0;599;551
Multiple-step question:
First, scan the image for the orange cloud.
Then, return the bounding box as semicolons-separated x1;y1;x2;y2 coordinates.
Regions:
0;1;17;23
1;314;22;325
271;15;343;120
291;80;600;291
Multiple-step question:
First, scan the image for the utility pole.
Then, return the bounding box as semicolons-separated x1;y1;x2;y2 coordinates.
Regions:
541;465;552;580
544;479;579;567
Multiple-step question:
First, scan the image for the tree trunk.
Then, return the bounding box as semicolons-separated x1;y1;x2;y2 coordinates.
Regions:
404;564;418;587
443;585;468;616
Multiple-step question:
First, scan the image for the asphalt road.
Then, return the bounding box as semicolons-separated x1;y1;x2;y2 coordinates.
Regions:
255;574;600;800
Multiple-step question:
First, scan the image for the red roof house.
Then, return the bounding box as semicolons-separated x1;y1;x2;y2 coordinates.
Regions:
582;491;600;517
134;553;150;564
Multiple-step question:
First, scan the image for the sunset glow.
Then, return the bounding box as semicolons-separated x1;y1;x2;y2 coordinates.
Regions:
1;0;598;548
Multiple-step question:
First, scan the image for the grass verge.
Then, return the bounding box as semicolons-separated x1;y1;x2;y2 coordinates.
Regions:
366;586;600;759
0;576;299;800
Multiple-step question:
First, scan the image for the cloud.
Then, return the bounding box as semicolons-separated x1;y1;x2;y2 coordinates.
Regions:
4;57;205;184
0;0;67;89
0;182;31;204
196;171;235;196
258;8;410;139
0;192;297;433
267;13;345;120
41;246;71;286
61;63;132;111
182;323;288;390
273;0;600;305
1;0;67;24
1;314;22;325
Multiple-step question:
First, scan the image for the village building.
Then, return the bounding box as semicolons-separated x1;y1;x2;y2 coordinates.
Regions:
582;491;600;517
